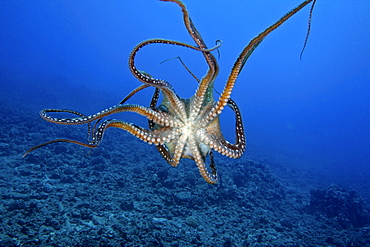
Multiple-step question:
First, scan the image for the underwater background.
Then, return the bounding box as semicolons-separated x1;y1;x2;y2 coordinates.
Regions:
1;0;369;246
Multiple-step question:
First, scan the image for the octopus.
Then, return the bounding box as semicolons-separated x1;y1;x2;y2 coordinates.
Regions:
24;0;316;184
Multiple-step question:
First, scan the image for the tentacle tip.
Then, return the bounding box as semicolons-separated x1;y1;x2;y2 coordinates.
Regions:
207;178;219;185
22;151;30;158
22;147;34;157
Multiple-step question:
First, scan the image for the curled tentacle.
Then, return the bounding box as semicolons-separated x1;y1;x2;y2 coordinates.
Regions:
23;119;180;157
128;38;221;88
205;98;246;159
129;38;221;88
129;38;222;120
40;104;183;127
224;98;246;157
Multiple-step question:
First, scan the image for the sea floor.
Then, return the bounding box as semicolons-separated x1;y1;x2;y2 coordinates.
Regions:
1;102;369;246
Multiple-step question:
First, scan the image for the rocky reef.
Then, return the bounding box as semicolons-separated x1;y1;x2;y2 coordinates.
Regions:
1;104;369;246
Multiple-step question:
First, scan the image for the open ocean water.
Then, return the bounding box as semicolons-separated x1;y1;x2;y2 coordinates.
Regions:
0;1;369;246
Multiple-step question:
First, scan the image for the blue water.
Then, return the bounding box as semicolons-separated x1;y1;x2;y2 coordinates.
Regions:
1;1;370;245
1;1;369;196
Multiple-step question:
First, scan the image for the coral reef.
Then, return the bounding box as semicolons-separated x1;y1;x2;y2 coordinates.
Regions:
309;184;370;228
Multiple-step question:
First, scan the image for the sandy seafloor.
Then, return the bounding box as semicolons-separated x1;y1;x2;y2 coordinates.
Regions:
0;95;370;247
